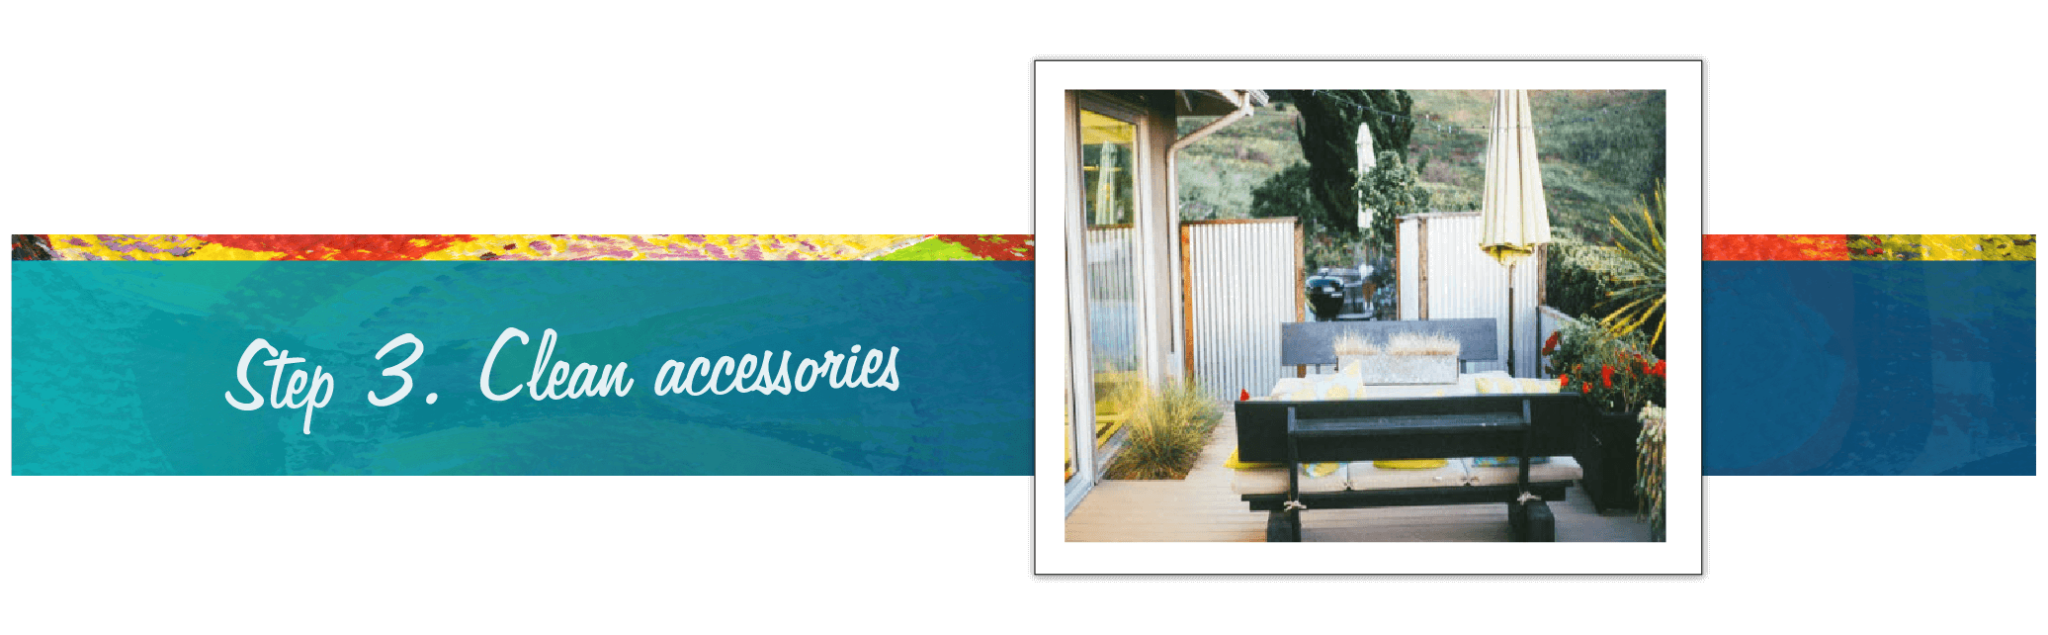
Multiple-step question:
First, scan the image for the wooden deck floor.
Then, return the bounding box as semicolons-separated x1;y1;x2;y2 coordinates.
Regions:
1065;411;1652;542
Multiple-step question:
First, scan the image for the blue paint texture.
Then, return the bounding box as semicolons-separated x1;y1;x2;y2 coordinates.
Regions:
1704;261;2034;475
13;261;1033;475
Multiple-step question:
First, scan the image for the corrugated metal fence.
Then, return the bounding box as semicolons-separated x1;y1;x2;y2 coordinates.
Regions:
1396;212;1547;377
1181;218;1301;401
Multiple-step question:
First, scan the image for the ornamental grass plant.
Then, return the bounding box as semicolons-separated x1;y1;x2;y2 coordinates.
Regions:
1104;379;1223;480
1384;331;1460;357
1332;332;1379;356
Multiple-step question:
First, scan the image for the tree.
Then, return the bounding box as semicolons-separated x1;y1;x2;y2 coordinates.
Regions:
1249;163;1318;228
1287;90;1415;234
1357;150;1433;254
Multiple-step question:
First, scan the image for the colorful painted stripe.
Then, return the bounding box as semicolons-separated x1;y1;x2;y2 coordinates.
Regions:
12;234;1033;262
1705;234;2034;261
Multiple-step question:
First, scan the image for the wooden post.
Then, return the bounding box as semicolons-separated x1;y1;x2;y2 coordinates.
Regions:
1295;219;1307;378
1180;224;1195;381
1418;217;1430;320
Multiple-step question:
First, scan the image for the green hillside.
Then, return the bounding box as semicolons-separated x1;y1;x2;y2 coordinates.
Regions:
1177;90;1665;247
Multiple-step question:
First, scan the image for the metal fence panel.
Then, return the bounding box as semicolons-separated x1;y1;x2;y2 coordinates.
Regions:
1183;220;1299;401
1397;213;1546;377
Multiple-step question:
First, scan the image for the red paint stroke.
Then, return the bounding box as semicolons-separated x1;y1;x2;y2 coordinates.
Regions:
932;234;1035;261
1703;235;1848;261
198;235;473;260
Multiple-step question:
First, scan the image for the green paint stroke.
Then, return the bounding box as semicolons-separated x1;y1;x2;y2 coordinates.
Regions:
877;238;986;261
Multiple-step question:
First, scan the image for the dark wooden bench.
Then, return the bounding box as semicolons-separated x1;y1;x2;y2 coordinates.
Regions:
1235;393;1590;542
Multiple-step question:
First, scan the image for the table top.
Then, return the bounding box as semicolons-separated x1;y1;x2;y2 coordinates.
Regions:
1267;371;1562;402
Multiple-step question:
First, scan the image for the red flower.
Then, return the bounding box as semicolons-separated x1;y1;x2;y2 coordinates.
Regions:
1542;332;1561;355
1601;364;1614;388
1559;374;1571;388
1581;382;1591;394
1651;361;1666;378
1239;388;1251;401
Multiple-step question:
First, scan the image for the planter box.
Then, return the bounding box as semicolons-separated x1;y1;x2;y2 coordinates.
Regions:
1356;354;1458;385
1574;408;1644;513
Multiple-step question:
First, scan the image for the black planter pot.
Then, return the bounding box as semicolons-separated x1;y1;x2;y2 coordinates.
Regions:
1574;407;1644;513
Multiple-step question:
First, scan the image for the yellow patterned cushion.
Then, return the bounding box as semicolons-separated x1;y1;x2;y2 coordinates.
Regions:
1374;458;1450;469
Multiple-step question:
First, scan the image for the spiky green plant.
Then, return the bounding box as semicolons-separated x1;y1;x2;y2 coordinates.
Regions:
1104;379;1223;480
1598;183;1666;352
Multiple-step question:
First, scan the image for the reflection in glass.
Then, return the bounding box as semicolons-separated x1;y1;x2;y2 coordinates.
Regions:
1081;109;1139;449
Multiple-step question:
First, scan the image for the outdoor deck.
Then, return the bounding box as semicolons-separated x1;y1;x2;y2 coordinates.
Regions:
1066;410;1652;542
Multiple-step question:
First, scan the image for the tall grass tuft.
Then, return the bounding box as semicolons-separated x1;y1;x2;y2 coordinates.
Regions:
1332;332;1379;357
1104;379;1224;480
1384;331;1461;357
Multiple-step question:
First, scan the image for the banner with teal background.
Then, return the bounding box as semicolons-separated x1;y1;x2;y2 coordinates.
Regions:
13;261;1033;475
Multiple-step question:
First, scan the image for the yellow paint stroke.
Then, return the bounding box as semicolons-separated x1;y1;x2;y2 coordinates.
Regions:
43;234;938;261
419;234;933;261
1913;234;2035;261
45;234;282;261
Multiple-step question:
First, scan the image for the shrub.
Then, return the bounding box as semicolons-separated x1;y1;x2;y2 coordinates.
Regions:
1545;242;1644;322
1543;320;1665;414
1104;379;1223;480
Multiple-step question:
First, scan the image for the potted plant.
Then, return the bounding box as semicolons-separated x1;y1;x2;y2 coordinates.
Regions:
1543;321;1666;511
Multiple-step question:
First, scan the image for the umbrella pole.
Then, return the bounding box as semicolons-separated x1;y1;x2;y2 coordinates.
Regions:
1506;262;1516;378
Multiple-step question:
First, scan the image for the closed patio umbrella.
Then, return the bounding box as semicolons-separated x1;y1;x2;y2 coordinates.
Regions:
1477;89;1552;377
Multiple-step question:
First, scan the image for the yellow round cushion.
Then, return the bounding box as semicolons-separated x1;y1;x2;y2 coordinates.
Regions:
1373;459;1449;469
1224;448;1282;470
